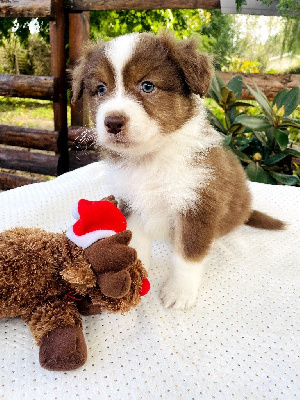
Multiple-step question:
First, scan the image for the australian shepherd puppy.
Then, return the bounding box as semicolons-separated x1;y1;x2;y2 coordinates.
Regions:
72;32;284;309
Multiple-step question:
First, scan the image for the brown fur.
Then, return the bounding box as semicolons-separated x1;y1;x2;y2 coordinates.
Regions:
246;210;285;230
0;224;148;370
123;33;195;133
176;147;252;260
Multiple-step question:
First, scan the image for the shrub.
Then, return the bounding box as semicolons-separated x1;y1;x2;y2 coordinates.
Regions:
206;74;300;186
222;56;261;74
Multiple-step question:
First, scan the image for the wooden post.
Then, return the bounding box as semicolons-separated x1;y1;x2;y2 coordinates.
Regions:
50;0;69;175
69;12;90;127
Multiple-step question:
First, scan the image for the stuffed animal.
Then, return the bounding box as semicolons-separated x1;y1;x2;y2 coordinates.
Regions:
0;196;149;371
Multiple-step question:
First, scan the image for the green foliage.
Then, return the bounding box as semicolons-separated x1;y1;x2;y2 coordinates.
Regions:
207;74;300;186
0;31;30;74
200;10;235;69
222;55;261;73
235;0;300;18
0;18;32;45
90;9;208;40
261;0;300;18
27;34;51;76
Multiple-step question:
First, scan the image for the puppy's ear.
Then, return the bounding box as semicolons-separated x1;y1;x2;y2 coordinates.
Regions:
71;42;99;104
160;32;213;98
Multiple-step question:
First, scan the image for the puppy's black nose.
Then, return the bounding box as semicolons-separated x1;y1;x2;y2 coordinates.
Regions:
104;115;126;135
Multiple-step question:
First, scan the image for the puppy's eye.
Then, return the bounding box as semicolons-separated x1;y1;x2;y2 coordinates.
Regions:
141;81;155;93
97;83;107;96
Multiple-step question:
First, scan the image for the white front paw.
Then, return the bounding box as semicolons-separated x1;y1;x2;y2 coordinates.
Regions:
160;277;198;310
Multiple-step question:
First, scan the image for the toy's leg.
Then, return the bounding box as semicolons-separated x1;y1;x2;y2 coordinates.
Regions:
22;298;87;371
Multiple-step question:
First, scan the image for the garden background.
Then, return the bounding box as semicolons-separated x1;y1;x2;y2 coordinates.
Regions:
0;7;299;187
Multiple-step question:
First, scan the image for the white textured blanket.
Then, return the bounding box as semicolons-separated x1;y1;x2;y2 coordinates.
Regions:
0;162;299;400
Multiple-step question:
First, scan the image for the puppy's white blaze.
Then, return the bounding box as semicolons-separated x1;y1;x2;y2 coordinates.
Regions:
105;33;140;95
95;95;162;156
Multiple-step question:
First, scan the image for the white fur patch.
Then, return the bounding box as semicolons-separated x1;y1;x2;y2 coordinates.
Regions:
160;254;205;309
106;100;221;240
95;95;162;156
96;33;163;156
105;33;140;94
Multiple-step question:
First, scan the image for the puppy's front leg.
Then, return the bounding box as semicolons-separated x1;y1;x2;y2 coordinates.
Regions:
126;213;152;272
160;209;215;309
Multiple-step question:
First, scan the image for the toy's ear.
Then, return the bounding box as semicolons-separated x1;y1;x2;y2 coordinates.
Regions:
160;32;213;98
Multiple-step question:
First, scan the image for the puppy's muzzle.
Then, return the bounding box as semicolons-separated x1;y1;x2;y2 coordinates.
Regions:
104;115;127;135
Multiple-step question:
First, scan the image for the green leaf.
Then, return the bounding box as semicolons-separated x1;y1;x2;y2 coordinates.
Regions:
235;0;247;12
281;117;300;129
245;83;273;122
221;87;231;103
283;148;300;158
273;129;289;151
210;74;224;99
207;88;220;104
234;115;272;131
231;148;252;163
224;133;233;146
281;87;300;116
234;137;251;150
273;88;289;108
269;171;300;186
227;75;243;99
253;131;268;146
245;163;276;184
264;153;289;166
206;108;227;134
229;124;245;135
228;101;255;108
215;73;226;92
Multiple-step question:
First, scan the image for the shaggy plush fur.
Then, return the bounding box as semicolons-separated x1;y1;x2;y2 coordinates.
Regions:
72;32;284;311
0;226;147;371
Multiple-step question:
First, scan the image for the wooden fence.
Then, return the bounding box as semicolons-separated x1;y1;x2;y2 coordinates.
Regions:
0;0;299;190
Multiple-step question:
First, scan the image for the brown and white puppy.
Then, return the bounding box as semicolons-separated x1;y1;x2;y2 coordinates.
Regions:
72;32;284;309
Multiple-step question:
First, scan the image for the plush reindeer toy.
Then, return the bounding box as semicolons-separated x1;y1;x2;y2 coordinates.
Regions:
0;196;149;371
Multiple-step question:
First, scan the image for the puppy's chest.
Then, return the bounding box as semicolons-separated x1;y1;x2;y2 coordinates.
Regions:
108;160;210;238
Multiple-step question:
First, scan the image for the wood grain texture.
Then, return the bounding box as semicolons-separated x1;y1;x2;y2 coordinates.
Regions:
218;72;300;100
0;171;46;191
0;125;58;151
0;147;58;175
67;0;220;11
0;74;55;100
0;0;52;17
50;0;69;174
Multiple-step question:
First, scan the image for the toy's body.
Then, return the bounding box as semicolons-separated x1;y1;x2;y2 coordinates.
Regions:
0;198;149;371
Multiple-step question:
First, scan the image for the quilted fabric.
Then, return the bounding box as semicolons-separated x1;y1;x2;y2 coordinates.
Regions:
0;161;299;400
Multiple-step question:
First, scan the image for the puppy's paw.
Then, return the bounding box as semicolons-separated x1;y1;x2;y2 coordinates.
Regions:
160;277;198;310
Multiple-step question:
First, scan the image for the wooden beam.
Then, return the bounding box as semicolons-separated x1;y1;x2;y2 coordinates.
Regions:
50;0;69;175
0;148;58;176
68;126;95;150
0;171;46;191
218;72;300;100
69;150;99;170
0;125;58;151
0;74;55;100
0;0;52;17
67;0;221;11
69;12;90;127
